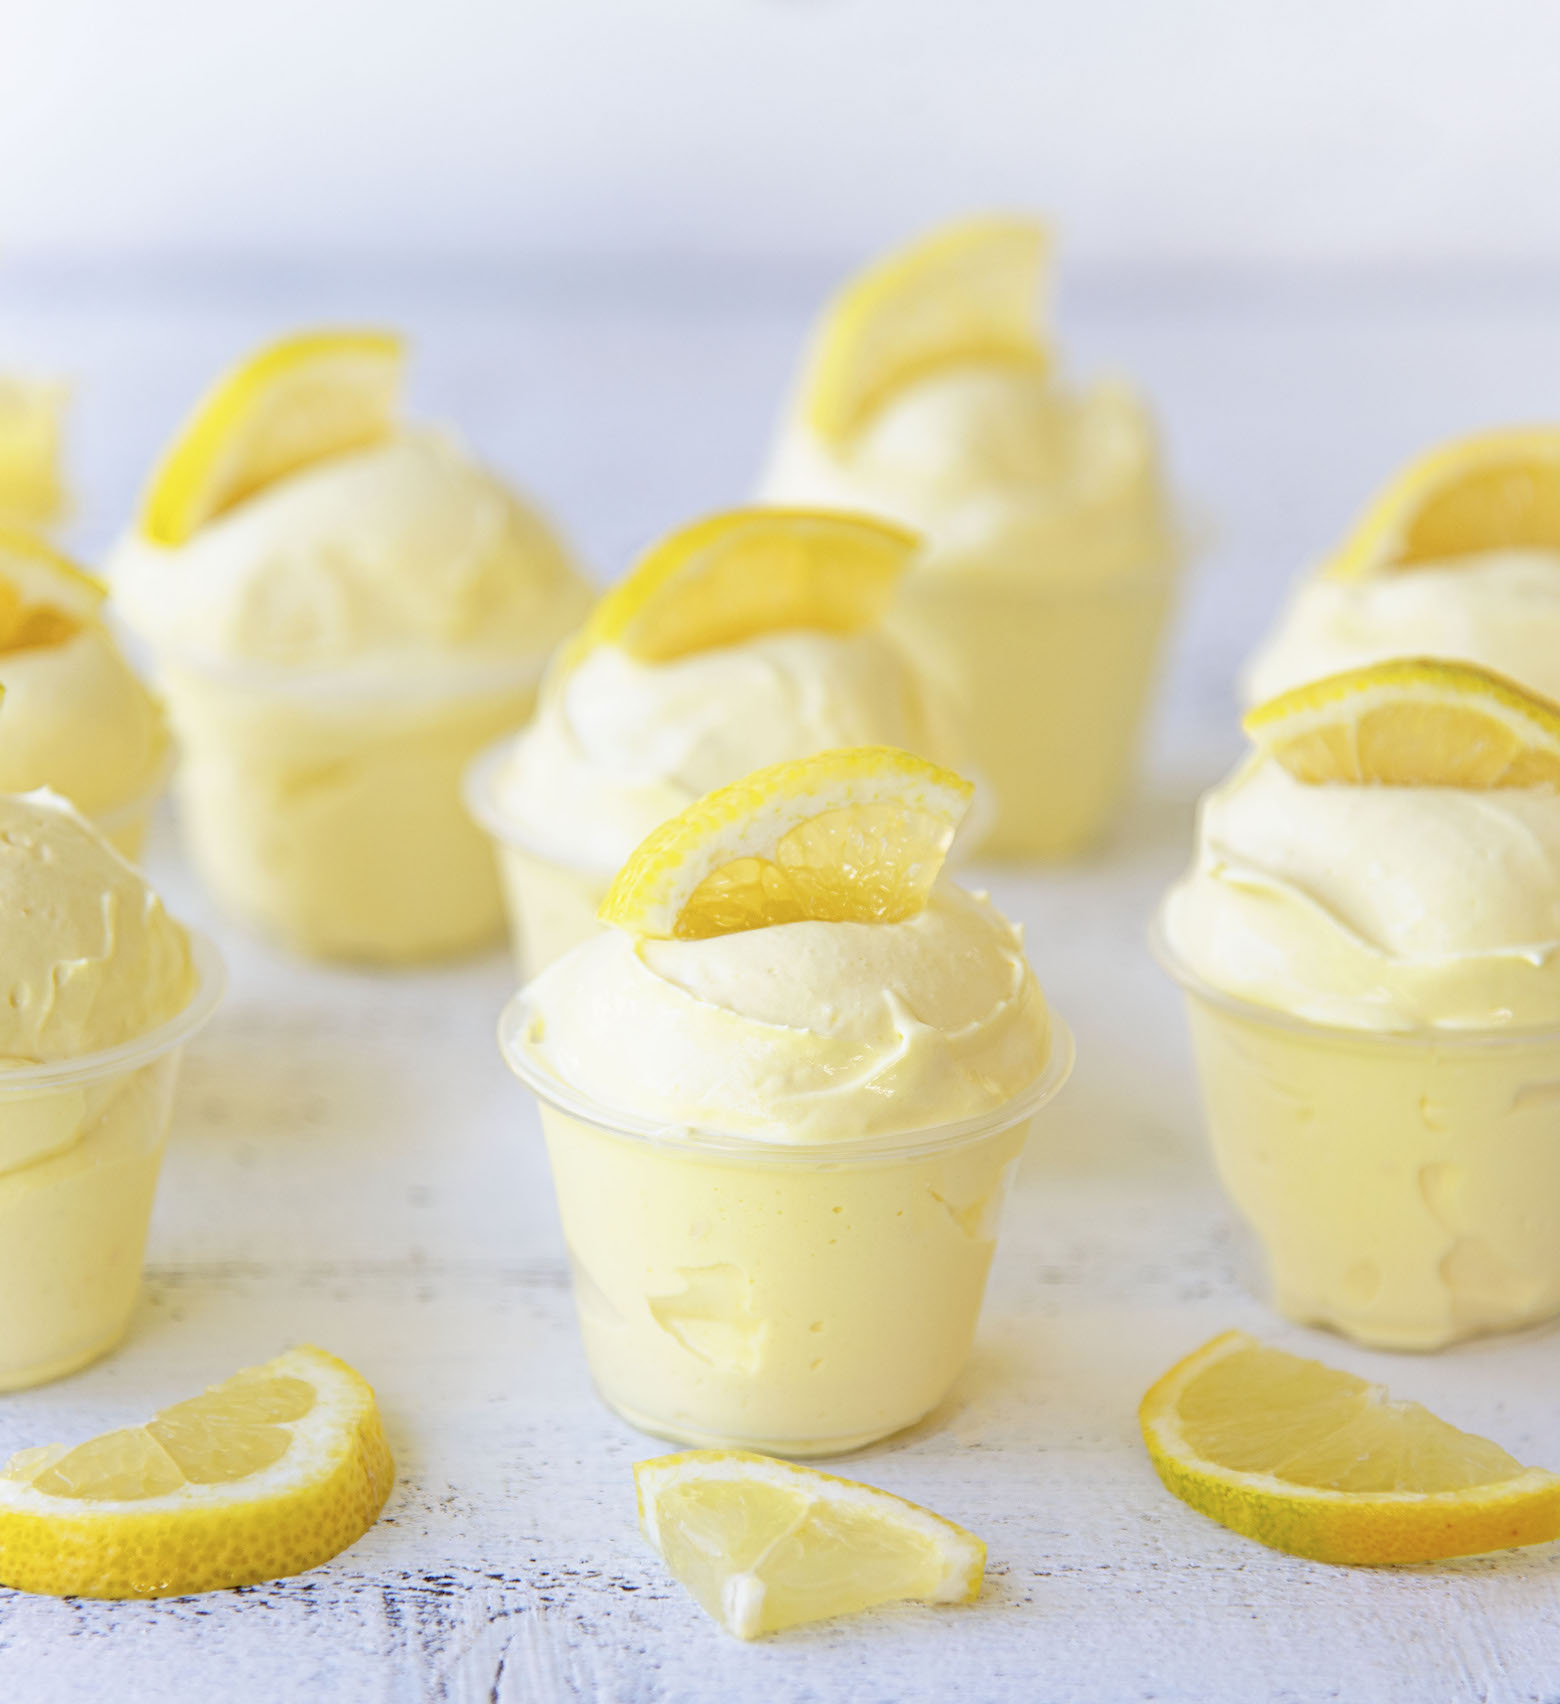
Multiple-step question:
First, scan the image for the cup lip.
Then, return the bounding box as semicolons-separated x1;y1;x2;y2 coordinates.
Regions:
90;745;178;836
1149;908;1560;1050
151;642;550;706
0;930;226;1096
463;731;630;878
498;985;1075;1164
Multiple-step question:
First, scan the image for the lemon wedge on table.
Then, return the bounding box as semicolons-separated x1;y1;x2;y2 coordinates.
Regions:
140;329;403;547
599;745;973;940
565;507;917;669
1244;658;1560;788
1140;1331;1560;1565
1326;427;1560;579
0;1346;394;1598
0;527;107;652
799;217;1049;444
0;377;68;527
636;1450;985;1640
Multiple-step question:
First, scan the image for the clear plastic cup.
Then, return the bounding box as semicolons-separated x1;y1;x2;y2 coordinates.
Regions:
154;652;547;964
90;750;176;862
0;932;225;1391
464;738;609;979
887;563;1176;859
1154;923;1560;1351
500;992;1074;1455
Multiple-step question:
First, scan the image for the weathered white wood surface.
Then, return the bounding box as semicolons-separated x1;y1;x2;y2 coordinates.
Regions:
0;264;1557;1702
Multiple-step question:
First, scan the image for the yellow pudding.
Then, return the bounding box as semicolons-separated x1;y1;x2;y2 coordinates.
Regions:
0;531;169;857
111;333;590;962
0;791;220;1390
501;749;1067;1452
469;510;965;977
0;378;67;528
1159;665;1560;1348
760;219;1180;858
1247;430;1560;705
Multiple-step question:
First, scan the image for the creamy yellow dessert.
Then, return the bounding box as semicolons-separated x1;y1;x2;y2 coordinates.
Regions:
1247;431;1560;705
0;377;67;528
1159;661;1560;1349
760;219;1180;857
111;331;590;962
502;747;1068;1453
0;530;169;857
469;508;965;975
0;788;219;1391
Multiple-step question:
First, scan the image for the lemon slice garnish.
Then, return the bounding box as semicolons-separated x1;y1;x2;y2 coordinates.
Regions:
1140;1330;1560;1565
566;507;917;669
598;745;972;941
140;329;403;546
0;526;107;653
0;377;67;527
636;1450;985;1640
798;216;1048;445
1326;427;1560;579
0;1345;394;1598
1244;657;1560;788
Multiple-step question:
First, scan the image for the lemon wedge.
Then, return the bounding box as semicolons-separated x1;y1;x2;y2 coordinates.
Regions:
0;1345;394;1598
140;329;403;547
1244;657;1560;788
1140;1330;1560;1565
567;507;917;669
798;217;1048;444
1327;428;1560;579
0;377;68;527
598;745;972;940
0;526;107;653
636;1450;985;1639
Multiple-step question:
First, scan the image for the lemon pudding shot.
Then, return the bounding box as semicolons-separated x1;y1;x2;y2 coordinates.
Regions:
0;778;221;1390
1159;660;1560;1350
469;507;967;975
112;330;590;962
502;746;1070;1454
1248;429;1560;705
761;218;1181;858
0;530;169;856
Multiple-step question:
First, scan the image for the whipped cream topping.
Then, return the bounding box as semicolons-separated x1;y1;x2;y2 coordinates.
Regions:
519;884;1052;1141
763;364;1177;586
0;791;194;1063
486;629;957;873
111;430;589;675
1161;757;1560;1030
1245;550;1560;706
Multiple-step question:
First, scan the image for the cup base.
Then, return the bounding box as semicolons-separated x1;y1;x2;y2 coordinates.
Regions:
0;1318;131;1394
600;1390;928;1459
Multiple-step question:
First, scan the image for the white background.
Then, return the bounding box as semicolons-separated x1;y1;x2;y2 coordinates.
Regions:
4;0;1560;272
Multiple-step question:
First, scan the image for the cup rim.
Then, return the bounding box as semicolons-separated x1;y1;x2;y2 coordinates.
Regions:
498;984;1075;1164
0;930;226;1096
152;643;550;706
462;732;607;871
90;745;178;836
1149;908;1560;1050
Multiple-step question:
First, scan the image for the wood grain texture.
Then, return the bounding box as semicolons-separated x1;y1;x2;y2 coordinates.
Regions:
1;274;1558;1701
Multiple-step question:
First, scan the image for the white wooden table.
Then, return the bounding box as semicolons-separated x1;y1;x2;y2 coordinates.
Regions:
0;262;1557;1702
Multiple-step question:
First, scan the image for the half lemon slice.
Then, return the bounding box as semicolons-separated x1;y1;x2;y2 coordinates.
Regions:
636;1450;985;1640
1244;657;1560;788
0;526;107;652
799;216;1048;445
567;507;917;668
598;745;973;940
1140;1331;1560;1565
0;1345;394;1598
1327;427;1560;579
140;329;403;547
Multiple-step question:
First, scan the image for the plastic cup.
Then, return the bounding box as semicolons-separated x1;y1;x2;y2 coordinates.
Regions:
464;737;609;979
0;932;225;1391
886;563;1175;859
153;652;547;964
1155;923;1560;1351
90;750;176;862
500;992;1074;1455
